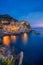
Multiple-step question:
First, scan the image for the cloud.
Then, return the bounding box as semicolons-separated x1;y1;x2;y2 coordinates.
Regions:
18;12;43;27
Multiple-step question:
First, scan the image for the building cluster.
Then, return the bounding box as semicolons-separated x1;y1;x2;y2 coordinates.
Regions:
0;20;31;34
0;14;31;34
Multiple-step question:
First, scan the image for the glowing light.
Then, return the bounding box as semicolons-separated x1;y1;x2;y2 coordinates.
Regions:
3;25;20;33
3;36;10;46
13;26;19;32
22;33;28;43
11;35;17;42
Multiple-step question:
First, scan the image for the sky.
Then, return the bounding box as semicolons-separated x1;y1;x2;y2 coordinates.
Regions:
0;0;43;27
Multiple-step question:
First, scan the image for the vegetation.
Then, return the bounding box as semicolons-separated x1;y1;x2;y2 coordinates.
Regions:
0;47;23;65
0;14;18;22
0;59;23;65
0;58;14;65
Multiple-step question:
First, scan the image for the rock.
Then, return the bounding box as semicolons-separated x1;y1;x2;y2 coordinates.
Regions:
14;51;23;65
32;30;40;35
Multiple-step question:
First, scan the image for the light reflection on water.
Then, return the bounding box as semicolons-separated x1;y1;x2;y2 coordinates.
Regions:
2;33;28;46
11;35;17;43
22;33;28;44
3;36;10;46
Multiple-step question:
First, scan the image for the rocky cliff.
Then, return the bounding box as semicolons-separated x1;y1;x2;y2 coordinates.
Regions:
0;14;39;36
0;14;31;34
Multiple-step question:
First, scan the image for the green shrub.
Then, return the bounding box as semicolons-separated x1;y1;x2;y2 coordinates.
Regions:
0;58;14;65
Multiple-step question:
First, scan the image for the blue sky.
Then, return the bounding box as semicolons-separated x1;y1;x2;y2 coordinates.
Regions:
0;0;43;27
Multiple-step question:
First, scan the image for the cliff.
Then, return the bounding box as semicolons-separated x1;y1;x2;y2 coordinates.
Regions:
0;14;31;34
0;14;40;36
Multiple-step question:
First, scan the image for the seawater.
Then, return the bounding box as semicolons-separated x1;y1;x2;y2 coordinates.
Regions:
0;28;43;65
12;28;43;65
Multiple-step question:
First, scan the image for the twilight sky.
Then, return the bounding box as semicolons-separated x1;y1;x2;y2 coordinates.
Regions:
0;0;43;27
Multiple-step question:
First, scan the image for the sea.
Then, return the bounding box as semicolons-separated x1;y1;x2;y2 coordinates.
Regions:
13;27;43;65
0;27;43;65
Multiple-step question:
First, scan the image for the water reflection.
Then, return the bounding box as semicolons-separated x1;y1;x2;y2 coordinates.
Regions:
3;36;10;46
2;33;28;46
22;33;28;43
11;35;17;42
